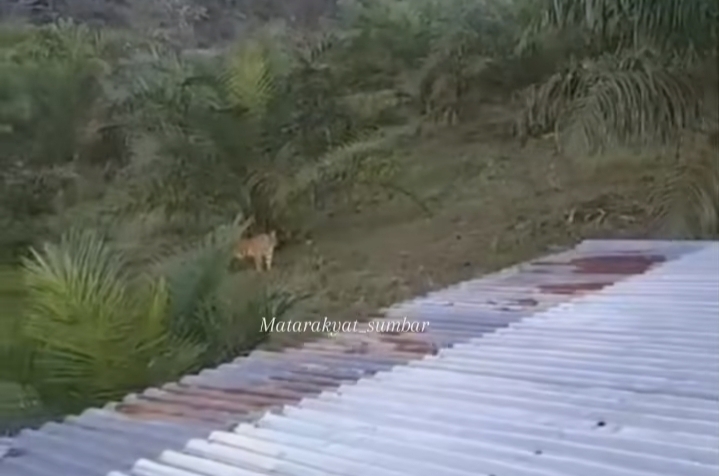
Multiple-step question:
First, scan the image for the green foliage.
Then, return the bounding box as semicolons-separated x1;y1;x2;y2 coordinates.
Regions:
518;0;719;56
337;0;437;74
158;214;302;365
514;0;718;145
4;229;199;413
515;50;709;153
512;0;717;238
0;223;298;418
1;0;718;425
0;21;138;257
225;39;275;117
0;21;122;168
120;24;403;233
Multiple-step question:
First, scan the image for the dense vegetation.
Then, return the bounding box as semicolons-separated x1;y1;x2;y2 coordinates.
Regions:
1;0;717;430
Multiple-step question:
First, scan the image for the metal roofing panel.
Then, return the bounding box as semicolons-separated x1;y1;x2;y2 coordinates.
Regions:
0;239;716;476
116;241;719;476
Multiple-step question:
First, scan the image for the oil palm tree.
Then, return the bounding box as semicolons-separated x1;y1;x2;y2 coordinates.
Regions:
514;0;718;151
512;0;718;237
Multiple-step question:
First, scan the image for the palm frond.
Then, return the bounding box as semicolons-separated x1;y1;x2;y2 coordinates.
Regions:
0;21;119;169
223;39;274;117
277;124;417;205
160;216;253;343
515;50;708;153
0;381;47;434
0;266;37;389
652;130;719;238
227;288;308;354
21;229;129;324
15;229;203;412
339;89;405;123
519;0;719;55
565;60;702;153
415;0;517;123
151;215;299;366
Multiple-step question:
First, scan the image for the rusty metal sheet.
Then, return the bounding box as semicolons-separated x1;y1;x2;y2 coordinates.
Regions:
124;241;719;476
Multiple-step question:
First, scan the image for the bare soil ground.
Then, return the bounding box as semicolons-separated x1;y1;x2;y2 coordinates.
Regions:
228;113;667;349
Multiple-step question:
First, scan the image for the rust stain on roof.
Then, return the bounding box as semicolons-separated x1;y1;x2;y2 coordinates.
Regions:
115;400;233;424
107;326;456;423
534;253;667;294
535;253;666;275
539;281;612;295
165;384;301;408
569;254;666;274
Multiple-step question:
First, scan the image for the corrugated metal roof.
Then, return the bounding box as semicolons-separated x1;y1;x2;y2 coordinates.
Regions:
1;239;716;476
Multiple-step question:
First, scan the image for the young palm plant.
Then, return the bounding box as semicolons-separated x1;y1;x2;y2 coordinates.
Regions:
0;219;299;422
6;229;204;416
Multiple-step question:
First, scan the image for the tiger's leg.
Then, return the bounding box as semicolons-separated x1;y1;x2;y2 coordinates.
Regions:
253;254;263;271
265;249;273;271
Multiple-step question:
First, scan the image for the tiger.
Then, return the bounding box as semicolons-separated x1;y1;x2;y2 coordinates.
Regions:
234;230;278;271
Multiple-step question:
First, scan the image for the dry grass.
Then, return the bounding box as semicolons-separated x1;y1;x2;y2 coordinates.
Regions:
212;111;667;349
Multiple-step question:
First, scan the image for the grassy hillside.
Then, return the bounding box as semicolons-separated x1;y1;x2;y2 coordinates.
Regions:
1;0;717;430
